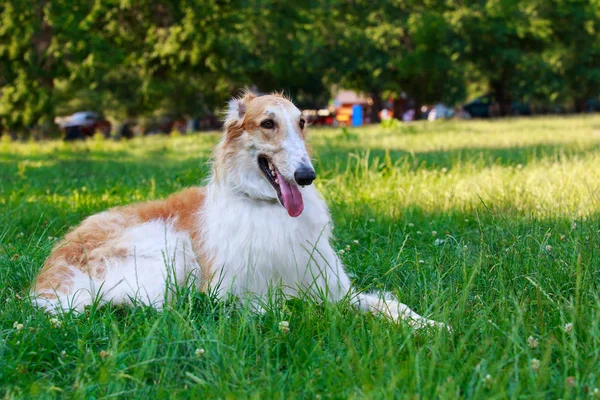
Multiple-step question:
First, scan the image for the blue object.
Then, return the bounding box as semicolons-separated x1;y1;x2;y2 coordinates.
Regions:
351;105;363;126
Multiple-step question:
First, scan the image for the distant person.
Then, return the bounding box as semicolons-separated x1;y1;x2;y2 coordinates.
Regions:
380;108;391;121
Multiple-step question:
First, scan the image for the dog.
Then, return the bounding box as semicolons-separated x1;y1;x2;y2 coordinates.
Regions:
32;92;445;329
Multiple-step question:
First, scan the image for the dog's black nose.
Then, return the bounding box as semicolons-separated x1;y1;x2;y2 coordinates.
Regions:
294;167;316;186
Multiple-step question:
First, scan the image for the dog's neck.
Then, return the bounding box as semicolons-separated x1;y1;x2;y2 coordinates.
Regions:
207;170;278;204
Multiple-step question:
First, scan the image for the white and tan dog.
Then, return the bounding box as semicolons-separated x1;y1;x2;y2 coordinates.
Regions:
32;92;445;329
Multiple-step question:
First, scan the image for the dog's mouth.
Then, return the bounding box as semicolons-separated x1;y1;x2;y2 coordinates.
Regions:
258;155;304;217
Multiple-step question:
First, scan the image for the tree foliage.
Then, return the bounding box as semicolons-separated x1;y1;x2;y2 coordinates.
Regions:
0;0;598;133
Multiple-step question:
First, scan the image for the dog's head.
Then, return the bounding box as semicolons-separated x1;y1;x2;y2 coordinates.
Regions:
214;92;315;217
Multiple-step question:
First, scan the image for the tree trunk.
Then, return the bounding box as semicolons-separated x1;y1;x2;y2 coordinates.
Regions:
574;97;587;113
490;79;510;117
392;98;403;120
369;91;383;123
412;96;422;120
32;2;54;89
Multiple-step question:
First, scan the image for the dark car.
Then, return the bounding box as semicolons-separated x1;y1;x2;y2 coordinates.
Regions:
462;94;496;118
60;111;111;140
463;94;532;117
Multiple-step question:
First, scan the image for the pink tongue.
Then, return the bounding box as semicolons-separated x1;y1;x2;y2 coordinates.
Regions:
276;171;304;217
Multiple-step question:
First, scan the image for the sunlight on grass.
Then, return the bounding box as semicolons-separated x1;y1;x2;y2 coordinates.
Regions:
1;116;600;398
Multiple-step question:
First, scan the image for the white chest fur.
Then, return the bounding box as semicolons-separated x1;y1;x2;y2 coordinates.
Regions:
199;184;346;299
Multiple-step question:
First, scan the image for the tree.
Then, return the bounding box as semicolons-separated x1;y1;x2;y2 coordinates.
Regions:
543;0;600;111
451;0;553;114
323;0;466;120
0;1;58;133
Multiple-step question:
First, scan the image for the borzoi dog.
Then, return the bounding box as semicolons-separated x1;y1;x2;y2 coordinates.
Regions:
32;92;445;329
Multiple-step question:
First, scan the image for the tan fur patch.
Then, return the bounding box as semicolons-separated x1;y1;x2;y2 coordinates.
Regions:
34;188;209;296
124;187;211;284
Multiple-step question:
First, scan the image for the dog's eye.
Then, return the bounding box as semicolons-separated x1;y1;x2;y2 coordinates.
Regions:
260;119;275;129
299;119;305;130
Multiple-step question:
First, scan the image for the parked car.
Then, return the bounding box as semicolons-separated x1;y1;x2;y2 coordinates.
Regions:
462;94;495;118
586;98;600;112
463;94;531;118
59;111;111;140
427;103;454;121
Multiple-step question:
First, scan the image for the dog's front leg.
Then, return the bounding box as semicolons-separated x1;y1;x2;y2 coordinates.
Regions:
355;292;449;330
316;246;448;330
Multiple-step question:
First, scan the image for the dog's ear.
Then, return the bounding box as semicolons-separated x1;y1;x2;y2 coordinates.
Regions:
223;91;256;142
225;92;256;125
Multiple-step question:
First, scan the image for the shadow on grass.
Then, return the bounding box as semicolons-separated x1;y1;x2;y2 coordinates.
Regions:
2;140;600;176
0;156;211;194
316;141;600;172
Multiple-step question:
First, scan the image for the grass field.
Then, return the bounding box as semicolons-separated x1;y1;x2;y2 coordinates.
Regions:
1;116;600;399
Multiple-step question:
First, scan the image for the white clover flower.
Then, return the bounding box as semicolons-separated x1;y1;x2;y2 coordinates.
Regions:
278;321;290;333
484;374;493;388
408;223;414;227
441;167;448;173
565;322;573;335
50;317;62;328
531;358;541;371
527;336;539;349
560;235;566;241
517;164;523;170
434;239;445;246
591;387;599;398
571;221;577;230
345;245;350;251
418;259;425;264
432;231;438;237
352;240;359;245
338;249;345;255
417;231;422;235
13;322;24;332
195;348;205;357
369;218;375;223
545;245;552;252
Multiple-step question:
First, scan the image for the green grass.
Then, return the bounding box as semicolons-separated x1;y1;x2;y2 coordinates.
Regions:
2;116;600;399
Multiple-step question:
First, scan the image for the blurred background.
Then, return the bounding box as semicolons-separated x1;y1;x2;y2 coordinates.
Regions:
1;0;599;139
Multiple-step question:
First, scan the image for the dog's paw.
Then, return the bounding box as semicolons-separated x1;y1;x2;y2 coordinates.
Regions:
409;317;452;332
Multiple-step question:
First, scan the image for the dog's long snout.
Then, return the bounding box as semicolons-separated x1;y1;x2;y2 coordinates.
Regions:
294;166;316;186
